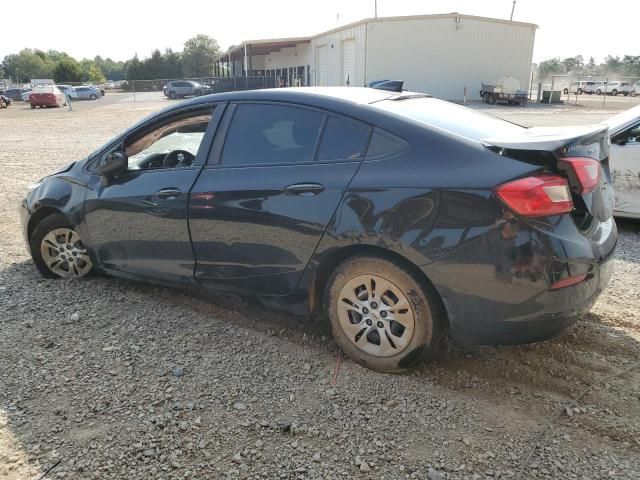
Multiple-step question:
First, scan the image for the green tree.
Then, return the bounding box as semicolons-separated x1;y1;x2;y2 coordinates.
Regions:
182;34;220;77
86;64;106;83
164;48;183;78
125;54;142;81
537;57;563;75
53;57;83;83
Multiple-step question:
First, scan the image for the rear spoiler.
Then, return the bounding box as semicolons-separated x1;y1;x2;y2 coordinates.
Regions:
482;125;609;156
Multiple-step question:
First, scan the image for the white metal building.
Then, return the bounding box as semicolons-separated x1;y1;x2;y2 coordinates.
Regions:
214;13;537;100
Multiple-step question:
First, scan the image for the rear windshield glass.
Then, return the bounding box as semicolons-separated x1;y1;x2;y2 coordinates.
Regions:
371;97;524;141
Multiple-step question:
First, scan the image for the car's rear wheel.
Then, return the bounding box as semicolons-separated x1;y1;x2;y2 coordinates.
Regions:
612;89;618;96
631;91;637;97
577;88;583;94
596;89;602;95
325;255;444;372
30;214;93;279
169;91;177;99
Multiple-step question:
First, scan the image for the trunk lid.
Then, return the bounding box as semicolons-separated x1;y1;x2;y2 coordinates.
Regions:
483;125;614;226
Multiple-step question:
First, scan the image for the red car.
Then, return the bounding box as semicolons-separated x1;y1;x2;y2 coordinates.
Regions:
29;86;66;109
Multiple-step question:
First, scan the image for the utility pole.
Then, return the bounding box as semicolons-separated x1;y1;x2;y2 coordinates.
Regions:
374;0;378;18
510;0;516;21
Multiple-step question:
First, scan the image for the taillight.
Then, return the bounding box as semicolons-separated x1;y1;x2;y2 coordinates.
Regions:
561;157;600;194
495;174;574;217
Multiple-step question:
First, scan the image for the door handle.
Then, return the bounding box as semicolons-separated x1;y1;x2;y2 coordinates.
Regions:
154;188;183;200
285;183;325;196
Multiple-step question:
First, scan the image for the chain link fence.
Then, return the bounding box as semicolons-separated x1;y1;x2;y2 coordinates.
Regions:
529;74;640;108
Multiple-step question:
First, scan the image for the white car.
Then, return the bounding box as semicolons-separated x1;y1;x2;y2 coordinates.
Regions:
583;81;605;94
55;85;78;99
598;81;632;96
630;81;640;97
606;105;640;218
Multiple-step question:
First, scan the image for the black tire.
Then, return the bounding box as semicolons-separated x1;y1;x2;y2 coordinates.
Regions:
29;213;93;279
577;88;583;95
324;255;445;373
596;89;602;95
169;91;177;99
612;89;618;96
90;94;97;100
563;88;568;94
631;91;637;97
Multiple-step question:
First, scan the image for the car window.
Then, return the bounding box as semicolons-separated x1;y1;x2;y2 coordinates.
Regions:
221;103;324;166
614;121;640;146
372;97;523;142
366;128;409;158
317;116;371;161
123;109;213;171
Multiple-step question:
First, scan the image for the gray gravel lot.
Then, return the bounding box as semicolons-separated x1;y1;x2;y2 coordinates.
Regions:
1;94;639;479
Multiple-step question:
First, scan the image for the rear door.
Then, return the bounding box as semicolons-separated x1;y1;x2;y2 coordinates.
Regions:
189;102;372;295
611;120;640;217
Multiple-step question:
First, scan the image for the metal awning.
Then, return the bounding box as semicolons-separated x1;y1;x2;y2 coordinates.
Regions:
216;36;311;61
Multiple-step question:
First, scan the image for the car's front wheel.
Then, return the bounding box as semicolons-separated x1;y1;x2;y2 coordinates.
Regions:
30;214;93;279
325;255;444;372
612;89;618;96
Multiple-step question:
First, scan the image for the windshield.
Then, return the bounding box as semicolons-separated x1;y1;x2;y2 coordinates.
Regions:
371;97;524;142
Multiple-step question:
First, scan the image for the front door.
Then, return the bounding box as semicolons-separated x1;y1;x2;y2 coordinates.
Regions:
611;120;640;217
189;102;372;295
83;105;220;282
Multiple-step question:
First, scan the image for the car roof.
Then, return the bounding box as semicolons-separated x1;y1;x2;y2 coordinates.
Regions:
175;87;411;109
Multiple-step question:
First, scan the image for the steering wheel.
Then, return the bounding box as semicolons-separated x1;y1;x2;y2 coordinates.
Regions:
162;150;195;168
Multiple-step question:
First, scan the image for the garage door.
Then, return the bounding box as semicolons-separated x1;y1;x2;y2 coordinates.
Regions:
342;39;356;86
317;46;328;86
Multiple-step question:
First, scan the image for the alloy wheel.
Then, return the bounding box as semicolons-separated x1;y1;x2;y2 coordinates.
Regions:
40;228;92;279
337;274;415;357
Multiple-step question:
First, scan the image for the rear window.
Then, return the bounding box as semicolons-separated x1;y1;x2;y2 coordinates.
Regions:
317;116;371;161
371;97;523;142
32;87;54;93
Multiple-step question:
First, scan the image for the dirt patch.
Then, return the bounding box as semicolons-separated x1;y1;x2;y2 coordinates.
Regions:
1;95;639;479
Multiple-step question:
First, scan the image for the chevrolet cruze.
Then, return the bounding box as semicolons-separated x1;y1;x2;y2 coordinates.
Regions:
20;88;616;372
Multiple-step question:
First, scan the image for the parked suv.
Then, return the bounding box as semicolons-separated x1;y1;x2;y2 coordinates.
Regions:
75;86;101;100
583;81;605;94
164;80;210;99
565;81;590;94
600;81;632;96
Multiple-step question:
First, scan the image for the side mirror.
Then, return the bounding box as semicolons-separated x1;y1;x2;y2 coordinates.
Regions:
97;151;127;176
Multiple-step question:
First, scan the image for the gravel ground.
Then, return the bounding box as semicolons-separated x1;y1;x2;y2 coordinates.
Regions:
1;95;639;480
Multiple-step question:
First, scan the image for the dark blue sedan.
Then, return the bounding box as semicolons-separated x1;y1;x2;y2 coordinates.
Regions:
20;87;616;372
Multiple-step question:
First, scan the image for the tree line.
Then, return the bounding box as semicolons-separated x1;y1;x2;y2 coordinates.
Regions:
537;55;640;77
1;34;221;84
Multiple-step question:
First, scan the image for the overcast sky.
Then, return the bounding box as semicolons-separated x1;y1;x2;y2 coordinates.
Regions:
1;0;637;63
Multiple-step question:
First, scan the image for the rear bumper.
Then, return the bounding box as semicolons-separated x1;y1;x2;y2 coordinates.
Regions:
422;216;617;345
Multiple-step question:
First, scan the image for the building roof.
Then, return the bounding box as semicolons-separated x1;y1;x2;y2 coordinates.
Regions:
216;12;538;60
